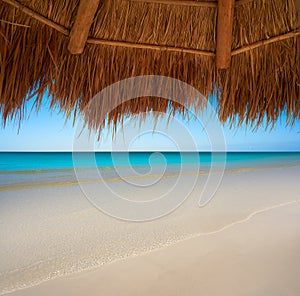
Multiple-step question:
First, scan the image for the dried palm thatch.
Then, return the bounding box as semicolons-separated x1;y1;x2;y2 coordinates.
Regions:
0;0;299;132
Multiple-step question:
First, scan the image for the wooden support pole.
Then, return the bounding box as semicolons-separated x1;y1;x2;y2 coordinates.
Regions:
296;0;300;28
216;0;235;69
68;0;100;55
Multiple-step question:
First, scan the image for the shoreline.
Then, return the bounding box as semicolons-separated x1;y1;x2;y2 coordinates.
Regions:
1;164;300;192
5;194;300;296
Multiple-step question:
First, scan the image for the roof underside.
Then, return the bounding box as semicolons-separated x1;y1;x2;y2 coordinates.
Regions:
0;0;299;132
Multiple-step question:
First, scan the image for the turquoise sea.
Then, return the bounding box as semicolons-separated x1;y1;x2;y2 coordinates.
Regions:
1;152;300;172
0;152;300;191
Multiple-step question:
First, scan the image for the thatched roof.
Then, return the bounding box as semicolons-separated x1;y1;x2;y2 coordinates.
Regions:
0;0;299;131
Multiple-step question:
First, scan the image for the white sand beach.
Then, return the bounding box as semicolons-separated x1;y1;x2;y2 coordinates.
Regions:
1;166;300;296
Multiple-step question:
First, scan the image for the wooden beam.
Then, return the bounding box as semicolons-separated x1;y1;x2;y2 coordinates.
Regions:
216;0;235;69
127;0;254;8
128;0;217;8
232;30;300;56
88;37;215;56
1;0;69;35
68;0;100;55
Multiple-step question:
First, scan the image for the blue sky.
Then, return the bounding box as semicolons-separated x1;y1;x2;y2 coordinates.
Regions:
0;97;299;151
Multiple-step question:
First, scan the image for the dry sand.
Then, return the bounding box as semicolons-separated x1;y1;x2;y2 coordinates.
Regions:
10;200;300;296
1;167;300;296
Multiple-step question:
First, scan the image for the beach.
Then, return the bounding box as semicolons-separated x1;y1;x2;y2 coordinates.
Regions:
1;0;299;294
0;153;300;295
10;193;300;296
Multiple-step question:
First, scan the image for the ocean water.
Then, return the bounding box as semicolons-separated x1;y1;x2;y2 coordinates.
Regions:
1;152;300;172
0;152;299;191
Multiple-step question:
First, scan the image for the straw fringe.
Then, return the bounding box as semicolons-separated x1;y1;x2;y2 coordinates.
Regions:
0;0;299;132
218;37;300;127
219;0;300;127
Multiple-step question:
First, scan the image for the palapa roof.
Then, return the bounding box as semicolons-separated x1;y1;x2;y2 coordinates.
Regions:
0;0;299;132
